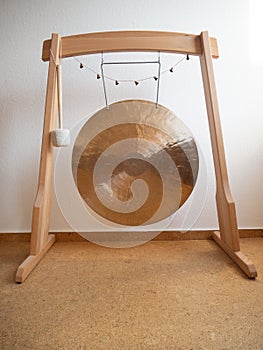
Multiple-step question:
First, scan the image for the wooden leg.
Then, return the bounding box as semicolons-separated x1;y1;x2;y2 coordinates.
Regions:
16;234;56;283
199;31;257;278
212;231;257;278
15;34;61;283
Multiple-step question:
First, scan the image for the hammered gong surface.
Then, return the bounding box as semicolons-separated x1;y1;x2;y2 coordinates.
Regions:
72;100;199;226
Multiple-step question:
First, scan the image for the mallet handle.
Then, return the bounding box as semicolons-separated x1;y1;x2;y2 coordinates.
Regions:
56;64;63;129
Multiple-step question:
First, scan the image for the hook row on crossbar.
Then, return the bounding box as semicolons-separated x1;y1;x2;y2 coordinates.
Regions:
100;52;161;109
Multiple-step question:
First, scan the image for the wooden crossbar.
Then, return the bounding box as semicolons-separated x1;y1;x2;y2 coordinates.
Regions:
42;30;219;61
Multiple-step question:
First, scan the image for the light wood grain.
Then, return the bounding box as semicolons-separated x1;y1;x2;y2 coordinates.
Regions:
30;33;60;255
213;231;257;278
199;31;257;278
16;234;55;283
16;34;60;282
199;31;240;251
42;30;219;61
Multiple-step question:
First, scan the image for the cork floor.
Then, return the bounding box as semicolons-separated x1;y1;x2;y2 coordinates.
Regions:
0;238;263;350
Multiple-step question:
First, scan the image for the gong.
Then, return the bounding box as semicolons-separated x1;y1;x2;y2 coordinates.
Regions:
72;100;199;226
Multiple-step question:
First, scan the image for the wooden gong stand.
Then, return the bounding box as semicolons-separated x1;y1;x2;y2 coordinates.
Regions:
16;31;257;282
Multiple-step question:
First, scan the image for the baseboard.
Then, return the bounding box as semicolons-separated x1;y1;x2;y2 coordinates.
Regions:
0;229;262;242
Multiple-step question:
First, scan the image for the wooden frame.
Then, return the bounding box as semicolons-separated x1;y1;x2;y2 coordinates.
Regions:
16;30;257;282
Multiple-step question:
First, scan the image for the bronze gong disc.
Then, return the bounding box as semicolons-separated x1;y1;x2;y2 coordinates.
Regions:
72;100;199;226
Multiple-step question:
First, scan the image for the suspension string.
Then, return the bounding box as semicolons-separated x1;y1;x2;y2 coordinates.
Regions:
50;50;189;111
73;53;189;84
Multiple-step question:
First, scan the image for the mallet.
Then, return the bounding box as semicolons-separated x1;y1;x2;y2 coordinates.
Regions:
51;55;70;147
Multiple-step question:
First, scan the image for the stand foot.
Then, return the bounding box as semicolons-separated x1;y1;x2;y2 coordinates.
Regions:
212;231;257;278
16;234;55;283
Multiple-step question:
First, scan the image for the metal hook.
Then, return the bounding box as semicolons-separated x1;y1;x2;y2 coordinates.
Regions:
100;53;109;110
156;51;161;108
100;52;162;109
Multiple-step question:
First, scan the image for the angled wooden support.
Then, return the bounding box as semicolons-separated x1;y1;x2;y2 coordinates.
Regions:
213;232;257;278
16;234;55;283
16;33;61;282
16;30;257;282
199;31;257;278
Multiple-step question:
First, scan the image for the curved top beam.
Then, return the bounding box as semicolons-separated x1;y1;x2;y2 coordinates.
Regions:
42;30;219;61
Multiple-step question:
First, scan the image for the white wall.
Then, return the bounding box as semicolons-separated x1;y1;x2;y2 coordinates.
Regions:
0;0;262;233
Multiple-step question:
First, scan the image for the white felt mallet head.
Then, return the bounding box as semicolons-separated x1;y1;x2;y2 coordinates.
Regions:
51;128;70;147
